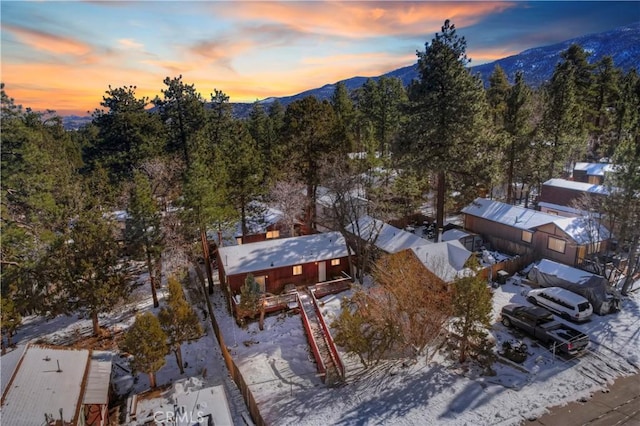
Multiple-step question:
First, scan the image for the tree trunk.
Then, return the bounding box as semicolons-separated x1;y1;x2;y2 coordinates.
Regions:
148;371;157;388
621;234;639;295
507;139;515;204
145;248;159;308
435;171;446;242
91;311;100;336
175;345;185;374
200;228;214;294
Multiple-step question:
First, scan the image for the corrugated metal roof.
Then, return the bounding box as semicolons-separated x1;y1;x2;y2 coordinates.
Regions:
573;162;614;176
218;231;348;276
1;345;89;426
83;351;112;405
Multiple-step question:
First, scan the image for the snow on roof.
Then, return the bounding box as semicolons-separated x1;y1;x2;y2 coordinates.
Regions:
347;215;429;254
0;344;27;396
573;162;614;176
461;198;558;230
553;216;611;244
533;259;596;284
2;345;90;426
83;351;112;405
218;231;347;276
234;204;284;237
410;240;472;282
441;228;471;243
543;178;609;195
537;201;602;218
148;378;233;426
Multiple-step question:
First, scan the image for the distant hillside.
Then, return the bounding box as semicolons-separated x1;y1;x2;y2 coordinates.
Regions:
63;23;639;128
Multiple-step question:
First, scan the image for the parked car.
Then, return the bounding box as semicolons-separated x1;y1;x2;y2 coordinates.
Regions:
500;304;589;355
527;287;593;322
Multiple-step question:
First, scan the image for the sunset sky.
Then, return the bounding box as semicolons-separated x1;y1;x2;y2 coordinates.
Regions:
1;1;638;116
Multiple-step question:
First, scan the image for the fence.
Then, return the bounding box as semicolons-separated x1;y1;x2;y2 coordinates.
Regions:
479;253;537;281
194;265;266;426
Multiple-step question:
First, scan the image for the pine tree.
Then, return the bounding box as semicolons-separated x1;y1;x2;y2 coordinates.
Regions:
504;71;534;204
48;206;132;335
237;274;262;319
402;20;492;240
123;312;168;388
487;65;510;128
1;296;22;350
126;170;164;308
158;276;203;374
451;271;493;363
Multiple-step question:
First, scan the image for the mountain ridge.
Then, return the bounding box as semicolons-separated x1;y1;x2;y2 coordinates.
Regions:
63;22;639;128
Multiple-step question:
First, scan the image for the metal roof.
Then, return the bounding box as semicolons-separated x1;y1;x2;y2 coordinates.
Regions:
1;345;89;426
462;198;558;230
83;351;112;405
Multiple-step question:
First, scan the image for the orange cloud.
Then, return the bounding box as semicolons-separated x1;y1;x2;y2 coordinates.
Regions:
215;1;517;39
3;24;93;56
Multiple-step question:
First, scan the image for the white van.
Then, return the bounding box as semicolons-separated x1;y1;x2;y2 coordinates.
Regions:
527;287;593;322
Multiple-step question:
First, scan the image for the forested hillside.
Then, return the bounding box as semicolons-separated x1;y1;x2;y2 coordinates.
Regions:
2;19;639;336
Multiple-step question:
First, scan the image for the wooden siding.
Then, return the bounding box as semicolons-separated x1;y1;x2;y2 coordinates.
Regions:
464;215;535;253
222;257;350;295
539;185;606;208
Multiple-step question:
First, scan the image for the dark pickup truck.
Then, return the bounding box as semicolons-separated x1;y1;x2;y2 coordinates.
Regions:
500;304;589;355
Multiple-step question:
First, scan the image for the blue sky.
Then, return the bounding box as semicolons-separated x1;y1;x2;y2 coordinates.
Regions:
1;1;638;115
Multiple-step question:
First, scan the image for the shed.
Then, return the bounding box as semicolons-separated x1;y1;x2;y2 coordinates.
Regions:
347;215;429;254
410;240;473;283
1;345;112;426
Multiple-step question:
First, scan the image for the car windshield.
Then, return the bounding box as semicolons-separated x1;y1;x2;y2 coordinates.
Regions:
578;302;590;312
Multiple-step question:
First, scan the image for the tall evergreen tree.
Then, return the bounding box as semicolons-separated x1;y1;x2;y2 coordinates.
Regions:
486;65;510;128
283;96;339;230
158;276;203;374
220;122;265;236
402;20;492;240
590;56;621;158
504;71;534;204
47;206;131;335
153;76;207;167
123;312;168;388
331;81;357;152
126;170;164;308
87;85;165;184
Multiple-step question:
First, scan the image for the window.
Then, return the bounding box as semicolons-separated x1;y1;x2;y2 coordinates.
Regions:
292;265;302;275
548;237;566;253
331;259;340;266
546;210;558;216
521;230;533;243
266;230;280;239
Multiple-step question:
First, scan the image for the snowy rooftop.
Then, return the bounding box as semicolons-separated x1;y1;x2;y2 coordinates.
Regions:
553;216;611;244
217;231;347;276
83;351;113;405
573;162;614;176
532;259;597;284
1;345;90;426
234;204;284;237
462;198;558;230
347;215;429;254
441;228;472;243
537;201;602;218
410;240;472;283
543;178;609;195
463;199;610;243
146;378;233;426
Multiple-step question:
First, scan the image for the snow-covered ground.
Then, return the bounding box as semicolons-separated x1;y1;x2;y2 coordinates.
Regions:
212;273;639;426
3;262;638;426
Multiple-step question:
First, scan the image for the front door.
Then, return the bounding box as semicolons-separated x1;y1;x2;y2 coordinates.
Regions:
318;261;326;282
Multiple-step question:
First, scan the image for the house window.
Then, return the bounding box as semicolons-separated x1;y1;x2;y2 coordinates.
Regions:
331;259;340;266
548;237;566;253
293;265;302;275
546;210;558;216
521;230;533;243
266;230;280;239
